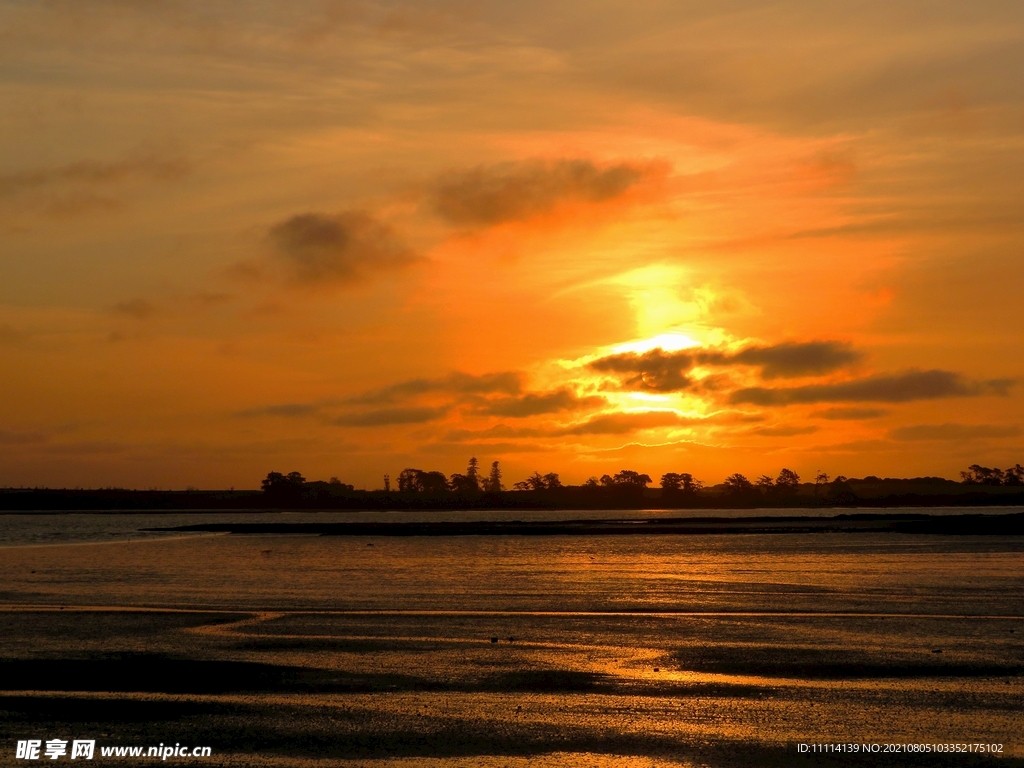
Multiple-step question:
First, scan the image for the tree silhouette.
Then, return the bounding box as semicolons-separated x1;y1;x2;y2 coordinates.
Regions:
398;468;449;493
777;468;800;486
261;471;306;503
419;471;448;493
589;469;653;498
465;456;481;492
661;472;703;494
776;468;801;495
970;463;1024;486
512;471;563;491
261;471;305;493
449;457;484;494
682;473;702;493
723;473;753;495
397;468;421;493
542;472;563;489
610;469;652;487
660;473;682;492
328;477;355;491
261;472;285;492
448;473;471;493
1004;464;1024;486
960;465;1006;486
827;475;857;504
483;460;503;492
514;472;541;491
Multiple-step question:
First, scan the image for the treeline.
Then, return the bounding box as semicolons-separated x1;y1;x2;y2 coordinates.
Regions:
394;458;503;494
960;464;1024;486
342;461;849;501
4;460;1022;511
252;459;1024;510
346;460;1023;496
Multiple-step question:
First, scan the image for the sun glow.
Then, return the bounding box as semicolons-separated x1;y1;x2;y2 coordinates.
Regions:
625;392;671;402
610;332;702;355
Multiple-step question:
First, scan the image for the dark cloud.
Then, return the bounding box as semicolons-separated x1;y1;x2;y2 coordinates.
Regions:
730;370;1015;406
812;407;889;420
235;372;526;427
712;341;861;378
113;299;156;319
0;156;188;198
236;403;319;418
429;159;648;226
269;211;416;284
690;372;736;392
589;349;694;392
347;371;523;406
889;423;1022;441
475;389;604;418
332;406;449;427
589;341;861;392
0;429;46;445
442;410;692;439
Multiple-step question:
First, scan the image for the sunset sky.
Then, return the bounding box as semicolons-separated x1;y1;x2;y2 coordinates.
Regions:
2;1;1023;489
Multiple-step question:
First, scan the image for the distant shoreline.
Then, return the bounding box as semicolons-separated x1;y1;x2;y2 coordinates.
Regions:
146;511;1024;537
3;483;1024;512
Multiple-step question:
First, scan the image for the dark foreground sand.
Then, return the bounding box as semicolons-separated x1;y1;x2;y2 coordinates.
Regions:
1;530;1022;766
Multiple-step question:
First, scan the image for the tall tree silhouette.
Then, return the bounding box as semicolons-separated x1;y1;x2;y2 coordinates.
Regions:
465;456;481;491
483;460;503;492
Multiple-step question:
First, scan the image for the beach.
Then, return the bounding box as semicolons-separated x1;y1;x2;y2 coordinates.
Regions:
1;512;1022;766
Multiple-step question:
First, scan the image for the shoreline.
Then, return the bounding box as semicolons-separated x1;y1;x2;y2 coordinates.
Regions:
145;510;1024;537
5;486;1024;513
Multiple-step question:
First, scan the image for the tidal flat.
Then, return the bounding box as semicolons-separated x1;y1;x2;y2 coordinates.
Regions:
0;519;1022;766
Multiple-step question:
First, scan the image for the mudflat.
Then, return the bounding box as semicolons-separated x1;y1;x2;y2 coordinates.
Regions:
1;527;1022;766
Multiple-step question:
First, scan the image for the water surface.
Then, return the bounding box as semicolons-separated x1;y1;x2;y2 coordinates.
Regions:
0;513;1021;766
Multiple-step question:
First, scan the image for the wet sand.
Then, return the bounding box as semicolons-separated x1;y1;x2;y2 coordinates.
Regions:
0;530;1022;766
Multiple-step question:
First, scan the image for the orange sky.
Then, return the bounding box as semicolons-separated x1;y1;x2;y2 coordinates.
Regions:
1;1;1022;489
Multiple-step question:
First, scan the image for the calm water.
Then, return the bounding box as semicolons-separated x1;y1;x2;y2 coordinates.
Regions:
0;512;1022;766
1;506;1019;547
